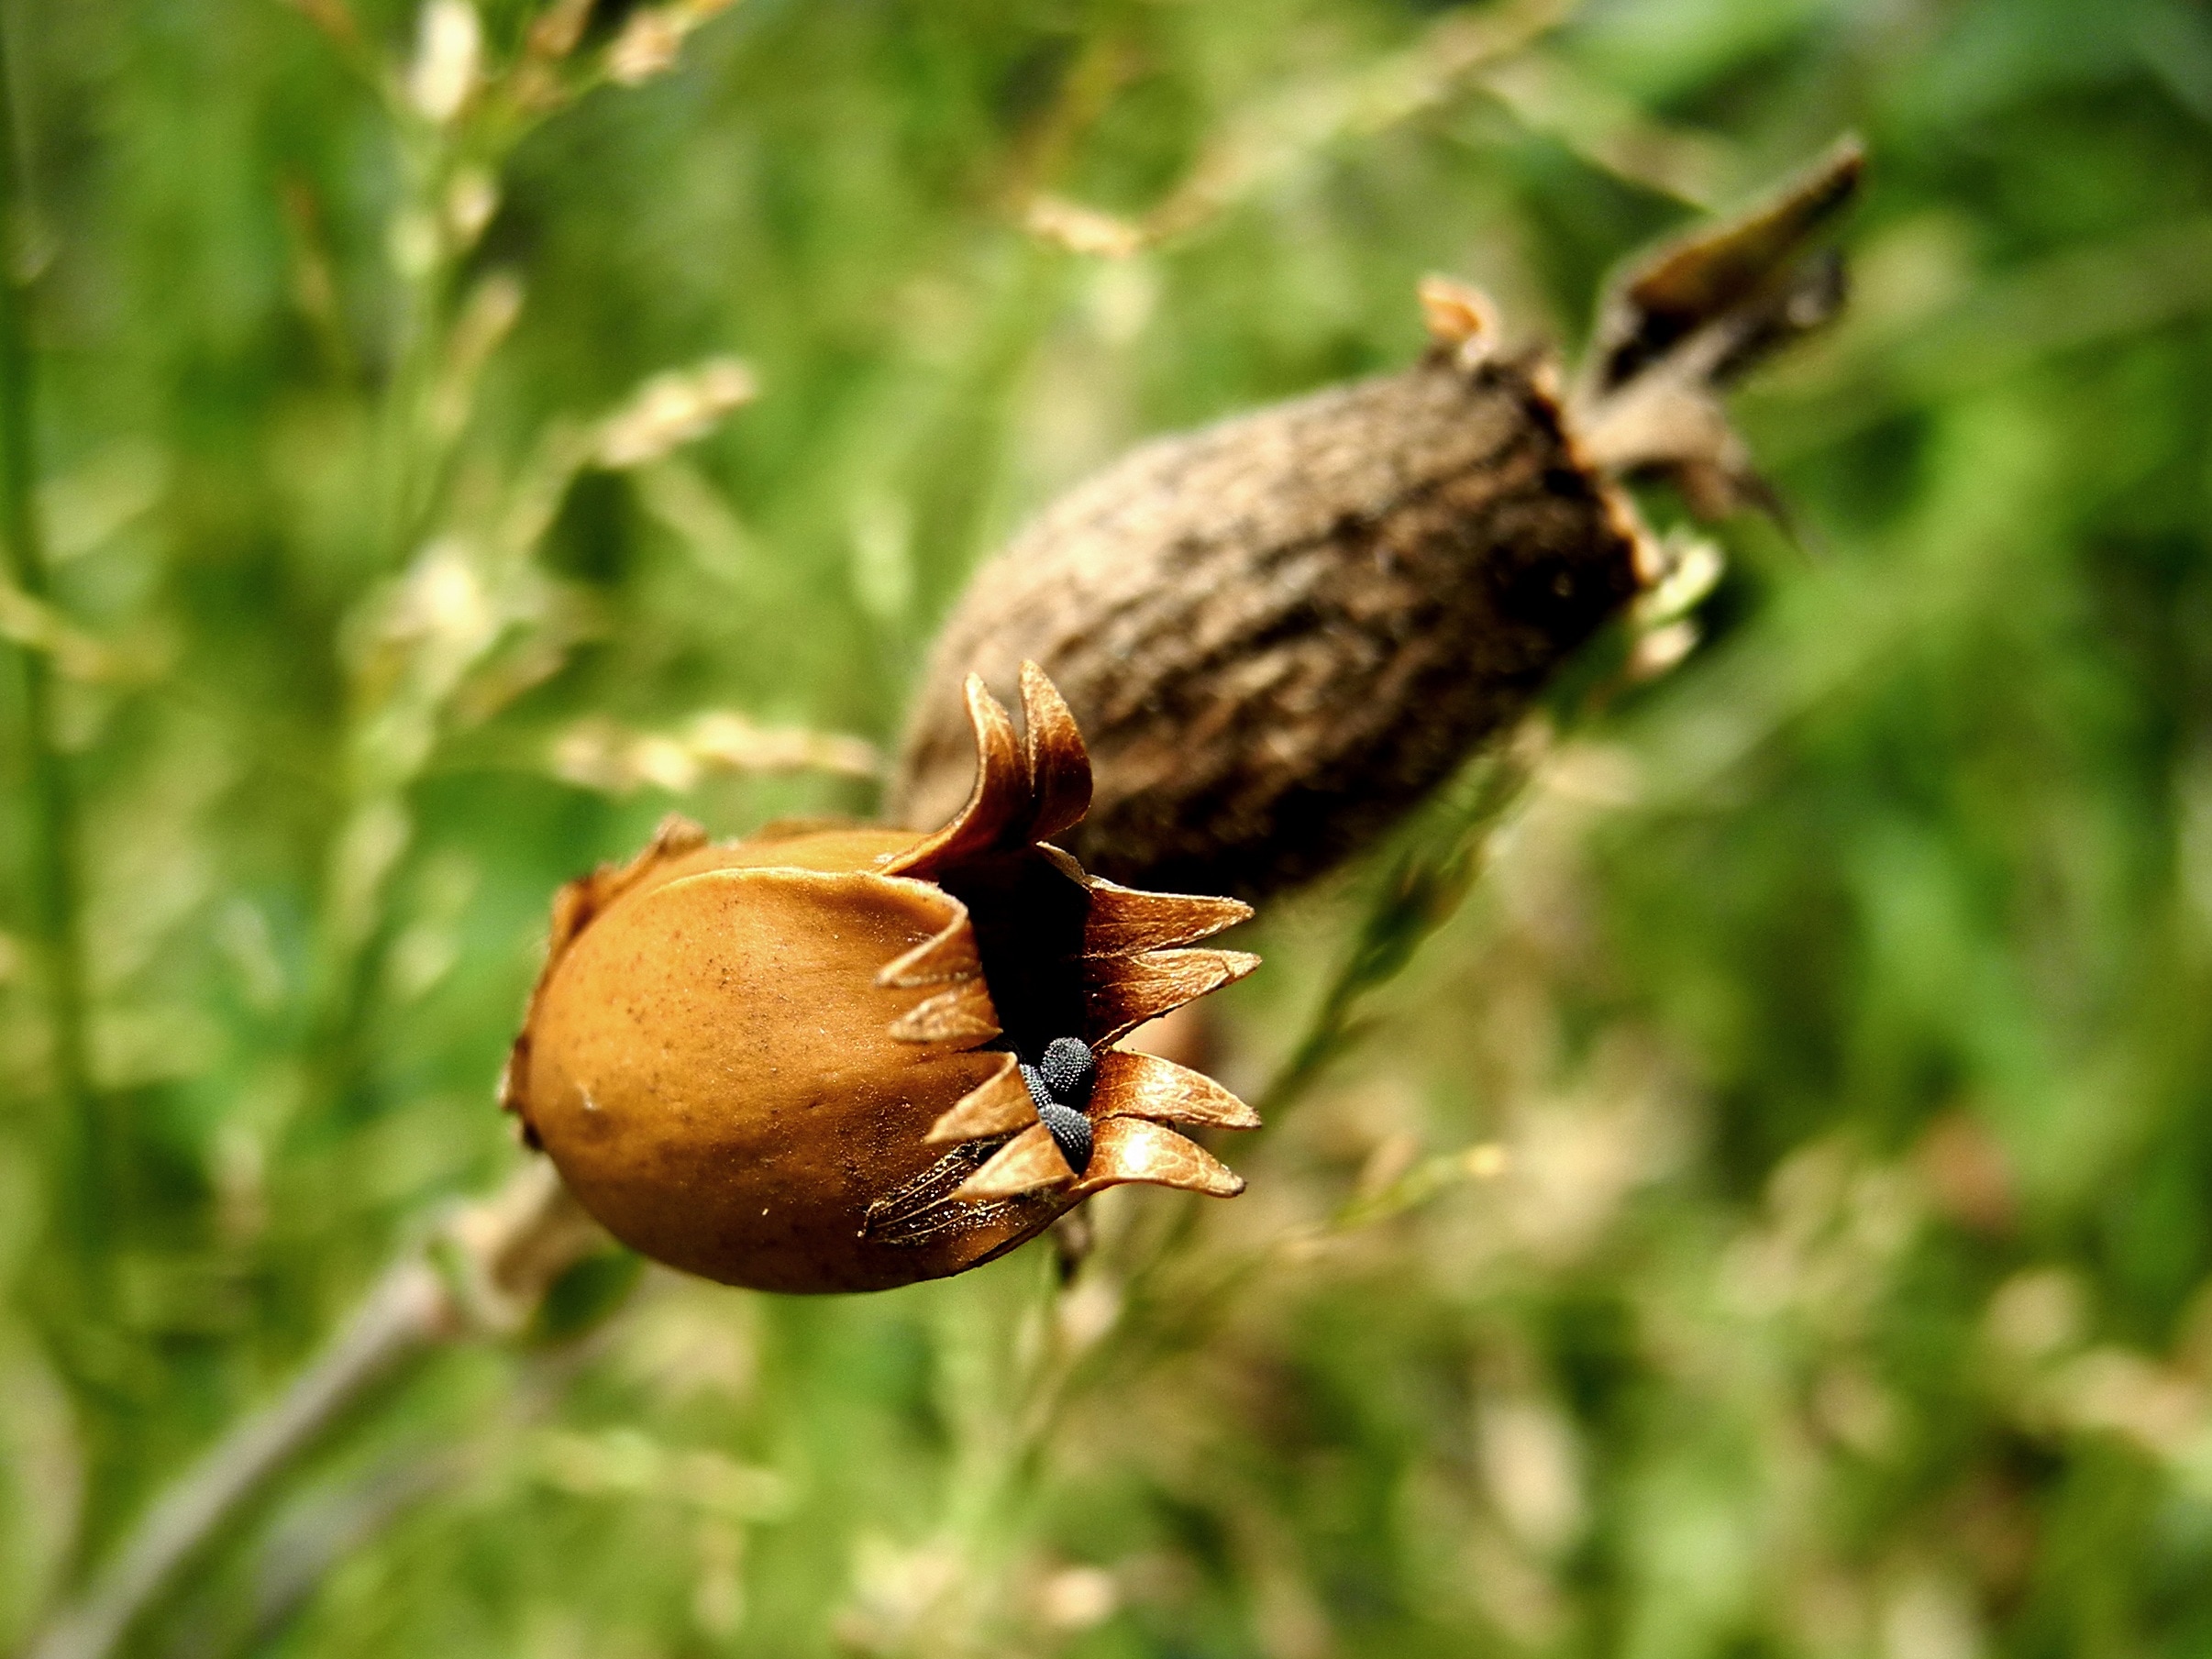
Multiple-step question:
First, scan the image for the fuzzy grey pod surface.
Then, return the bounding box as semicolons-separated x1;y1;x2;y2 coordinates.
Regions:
890;348;1649;901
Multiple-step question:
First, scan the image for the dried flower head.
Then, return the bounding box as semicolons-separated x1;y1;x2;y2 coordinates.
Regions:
892;142;1862;901
502;664;1259;1293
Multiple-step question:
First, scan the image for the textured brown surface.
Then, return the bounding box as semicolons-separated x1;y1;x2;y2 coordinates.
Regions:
891;351;1647;899
516;843;1033;1292
893;147;1865;901
504;670;1265;1296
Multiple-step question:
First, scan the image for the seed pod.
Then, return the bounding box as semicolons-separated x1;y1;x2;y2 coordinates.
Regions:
892;142;1862;900
502;664;1259;1294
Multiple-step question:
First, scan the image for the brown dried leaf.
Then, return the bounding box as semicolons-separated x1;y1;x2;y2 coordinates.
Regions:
886;978;1001;1046
1086;948;1261;1046
1018;659;1092;843
926;1056;1034;1145
1081;880;1252;957
1094;1049;1260;1131
1076;1116;1244;1199
886;677;1026;874
954;1123;1073;1200
876;908;982;990
1588;136;1864;393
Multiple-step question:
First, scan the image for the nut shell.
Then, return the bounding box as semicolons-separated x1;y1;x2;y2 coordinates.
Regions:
892;145;1863;900
891;352;1647;900
517;839;1031;1292
505;668;1263;1295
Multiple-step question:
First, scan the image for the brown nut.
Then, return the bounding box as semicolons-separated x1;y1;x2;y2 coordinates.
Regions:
891;142;1861;901
891;344;1648;901
502;664;1259;1293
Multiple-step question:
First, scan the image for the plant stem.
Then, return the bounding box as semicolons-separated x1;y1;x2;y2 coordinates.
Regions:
1257;735;1543;1119
22;1160;606;1659
0;2;99;1266
28;1261;449;1659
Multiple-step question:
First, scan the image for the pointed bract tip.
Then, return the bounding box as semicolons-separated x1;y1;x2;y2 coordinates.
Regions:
884;675;1025;875
1418;275;1499;358
1082;879;1253;957
1017;660;1092;843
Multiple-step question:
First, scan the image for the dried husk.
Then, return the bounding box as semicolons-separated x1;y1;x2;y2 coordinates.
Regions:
503;666;1261;1293
892;141;1862;900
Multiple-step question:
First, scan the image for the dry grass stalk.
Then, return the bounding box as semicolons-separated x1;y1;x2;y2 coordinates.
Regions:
25;1163;604;1659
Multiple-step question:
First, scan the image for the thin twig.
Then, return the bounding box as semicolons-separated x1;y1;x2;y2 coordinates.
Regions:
1258;731;1545;1119
24;1161;607;1659
28;1263;448;1659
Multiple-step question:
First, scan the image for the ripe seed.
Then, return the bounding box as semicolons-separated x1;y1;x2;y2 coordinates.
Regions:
1021;1037;1098;1175
1036;1035;1095;1100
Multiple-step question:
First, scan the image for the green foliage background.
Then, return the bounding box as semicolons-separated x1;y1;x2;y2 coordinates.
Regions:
4;0;2211;1654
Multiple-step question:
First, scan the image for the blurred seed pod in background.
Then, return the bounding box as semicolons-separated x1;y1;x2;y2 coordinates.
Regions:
502;665;1259;1294
892;140;1863;901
